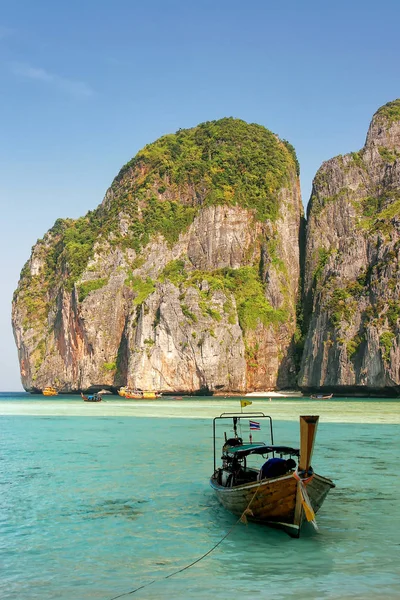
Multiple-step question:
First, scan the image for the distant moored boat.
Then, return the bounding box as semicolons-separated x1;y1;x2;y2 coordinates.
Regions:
81;392;102;402
142;391;162;399
124;390;143;399
120;388;162;399
42;386;58;396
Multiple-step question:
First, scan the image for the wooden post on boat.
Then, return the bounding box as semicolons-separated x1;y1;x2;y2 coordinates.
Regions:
299;415;319;471
293;415;320;536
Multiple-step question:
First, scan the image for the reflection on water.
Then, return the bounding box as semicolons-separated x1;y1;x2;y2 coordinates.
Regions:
0;399;399;599
74;498;148;521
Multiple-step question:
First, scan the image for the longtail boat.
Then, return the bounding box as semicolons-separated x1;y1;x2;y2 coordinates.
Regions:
118;387;143;399
123;390;162;399
210;412;335;537
142;390;162;399
81;392;102;402
125;390;143;399
310;393;333;399
42;386;58;396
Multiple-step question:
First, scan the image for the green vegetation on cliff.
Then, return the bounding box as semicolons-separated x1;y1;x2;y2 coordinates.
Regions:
78;278;108;302
379;331;395;362
374;99;400;125
16;118;298;321
14;117;300;388
158;263;287;332
378;147;400;163
125;273;156;306
358;192;400;235
105;196;197;253
118;117;298;222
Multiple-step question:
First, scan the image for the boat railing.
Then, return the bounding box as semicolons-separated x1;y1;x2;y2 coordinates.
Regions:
212;412;274;472
218;412;267;417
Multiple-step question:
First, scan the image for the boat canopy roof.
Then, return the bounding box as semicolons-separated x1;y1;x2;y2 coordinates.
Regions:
224;443;299;458
212;411;299;471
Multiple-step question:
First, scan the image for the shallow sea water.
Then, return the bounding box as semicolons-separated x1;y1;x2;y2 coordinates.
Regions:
1;393;399;599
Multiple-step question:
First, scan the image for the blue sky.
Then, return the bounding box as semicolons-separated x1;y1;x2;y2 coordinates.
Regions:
1;0;399;390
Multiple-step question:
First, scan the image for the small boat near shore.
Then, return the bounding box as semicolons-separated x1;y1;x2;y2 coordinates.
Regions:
310;393;333;400
118;387;142;398
119;387;162;399
210;412;335;537
42;386;58;396
81;392;102;402
124;390;143;399
143;390;162;399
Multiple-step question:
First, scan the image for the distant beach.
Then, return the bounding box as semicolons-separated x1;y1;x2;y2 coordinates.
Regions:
0;392;399;423
245;390;302;397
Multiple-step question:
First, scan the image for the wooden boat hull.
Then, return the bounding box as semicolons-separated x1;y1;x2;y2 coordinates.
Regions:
210;471;334;537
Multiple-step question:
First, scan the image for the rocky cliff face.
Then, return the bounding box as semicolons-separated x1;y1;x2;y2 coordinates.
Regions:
12;118;303;393
299;100;400;395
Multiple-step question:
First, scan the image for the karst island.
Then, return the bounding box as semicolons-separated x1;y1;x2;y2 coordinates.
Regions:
12;100;400;396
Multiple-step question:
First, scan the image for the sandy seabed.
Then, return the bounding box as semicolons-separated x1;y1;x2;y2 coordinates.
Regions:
1;395;399;424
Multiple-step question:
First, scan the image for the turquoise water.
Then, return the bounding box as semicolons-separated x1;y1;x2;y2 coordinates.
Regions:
1;393;400;599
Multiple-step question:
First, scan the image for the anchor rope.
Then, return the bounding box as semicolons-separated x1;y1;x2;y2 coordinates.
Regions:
107;484;261;600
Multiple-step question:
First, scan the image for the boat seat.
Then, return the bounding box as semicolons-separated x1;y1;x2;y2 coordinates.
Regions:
223;437;243;451
235;470;258;484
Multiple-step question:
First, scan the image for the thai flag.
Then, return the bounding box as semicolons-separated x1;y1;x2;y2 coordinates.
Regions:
249;420;260;430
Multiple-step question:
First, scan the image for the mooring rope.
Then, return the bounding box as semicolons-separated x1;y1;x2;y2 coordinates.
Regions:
107;484;261;600
292;467;318;530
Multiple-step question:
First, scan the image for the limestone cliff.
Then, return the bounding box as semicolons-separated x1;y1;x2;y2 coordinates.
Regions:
12;118;303;393
299;100;400;395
